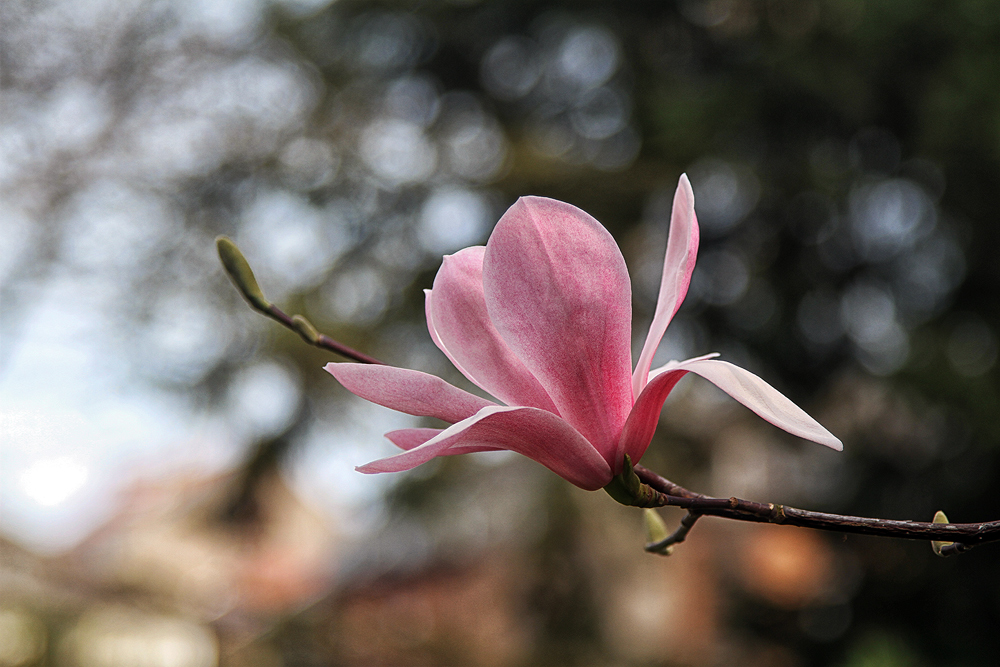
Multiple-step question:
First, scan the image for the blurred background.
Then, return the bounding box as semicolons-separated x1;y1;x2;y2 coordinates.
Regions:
2;0;999;665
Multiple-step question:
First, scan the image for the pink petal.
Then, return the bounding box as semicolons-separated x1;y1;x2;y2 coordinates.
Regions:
385;427;502;454
482;196;633;457
325;362;496;424
425;247;557;411
660;357;843;450
358;406;614;490
617;367;690;470
385;428;442;450
633;174;700;398
619;353;842;467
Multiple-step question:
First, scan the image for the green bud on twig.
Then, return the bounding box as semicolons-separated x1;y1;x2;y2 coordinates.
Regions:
291;315;321;345
216;236;271;312
931;510;953;557
644;509;670;545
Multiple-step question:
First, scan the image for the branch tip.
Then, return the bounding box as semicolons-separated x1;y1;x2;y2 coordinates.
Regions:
644;510;701;555
214;237;384;365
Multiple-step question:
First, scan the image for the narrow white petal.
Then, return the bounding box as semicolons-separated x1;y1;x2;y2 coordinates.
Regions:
655;357;842;451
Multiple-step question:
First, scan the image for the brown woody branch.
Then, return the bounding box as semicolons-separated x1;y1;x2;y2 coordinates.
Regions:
634;465;998;555
259;302;385;365
218;236;995;558
645;510;702;554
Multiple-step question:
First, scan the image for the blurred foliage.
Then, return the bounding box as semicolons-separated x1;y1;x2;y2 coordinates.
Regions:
3;0;1000;665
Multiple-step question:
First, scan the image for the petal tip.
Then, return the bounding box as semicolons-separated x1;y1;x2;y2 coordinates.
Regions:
511;196;543;218
514;195;586;219
677;173;694;205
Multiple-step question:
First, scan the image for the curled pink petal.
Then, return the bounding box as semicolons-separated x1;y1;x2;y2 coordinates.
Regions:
359;406;613;490
656;357;843;451
385;427;501;454
426;247;557;411
325;362;496;424
633;174;700;398
483;196;633;457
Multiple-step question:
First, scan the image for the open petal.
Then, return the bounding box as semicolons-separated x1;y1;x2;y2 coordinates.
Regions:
657;357;843;450
619;353;841;467
633;174;700;398
385;428;442;450
358;406;614;490
426;247;557;411
325;362;496;424
385;427;502;454
483;196;633;456
617;368;691;469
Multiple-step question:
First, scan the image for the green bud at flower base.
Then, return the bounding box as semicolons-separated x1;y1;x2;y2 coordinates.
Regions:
216;236;271;312
604;455;664;507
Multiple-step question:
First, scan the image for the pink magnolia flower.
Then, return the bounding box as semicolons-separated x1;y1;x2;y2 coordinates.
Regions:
326;176;841;491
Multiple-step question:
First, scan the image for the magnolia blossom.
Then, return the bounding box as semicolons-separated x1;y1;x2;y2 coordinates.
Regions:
326;176;841;491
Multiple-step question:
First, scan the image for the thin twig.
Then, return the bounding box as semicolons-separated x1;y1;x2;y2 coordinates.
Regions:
260;303;385;365
645;511;701;555
216;236;384;365
634;465;1000;554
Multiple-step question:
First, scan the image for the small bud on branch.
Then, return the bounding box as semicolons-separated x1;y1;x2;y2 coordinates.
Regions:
216;236;384;365
217;236;271;311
